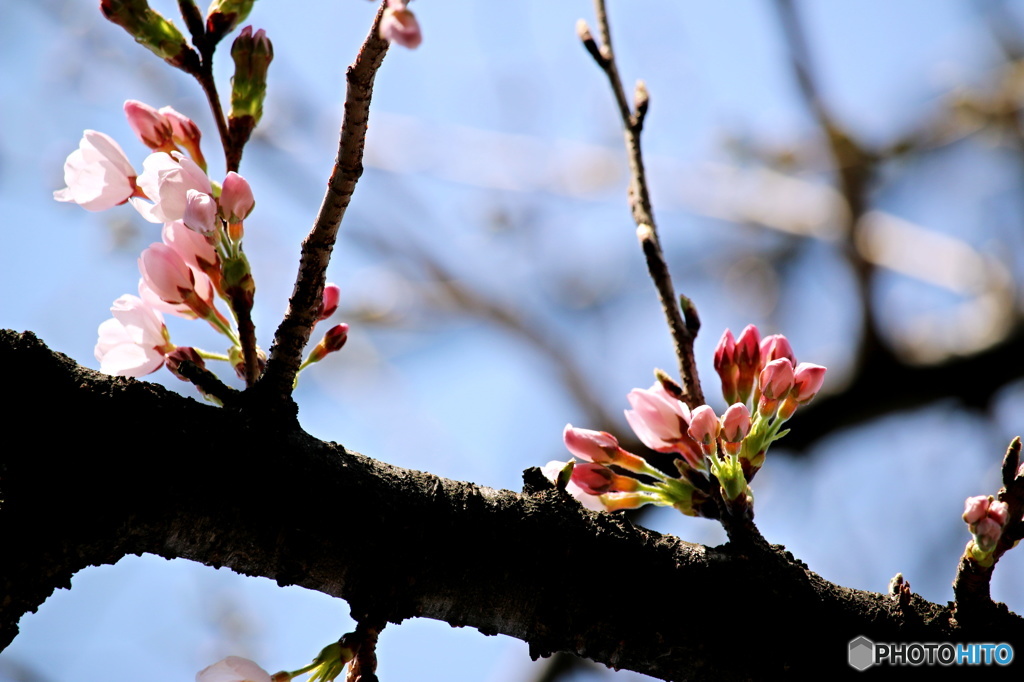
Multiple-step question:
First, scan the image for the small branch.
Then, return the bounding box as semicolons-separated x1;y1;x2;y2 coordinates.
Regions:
256;4;390;403
953;438;1024;616
234;300;260;387
194;54;234;171
173;357;240;405
580;2;703;408
170;0;234;170
343;617;385;682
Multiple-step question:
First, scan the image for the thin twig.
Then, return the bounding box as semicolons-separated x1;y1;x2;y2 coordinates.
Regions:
193;46;234;171
255;3;390;402
580;2;703;409
234;301;259;387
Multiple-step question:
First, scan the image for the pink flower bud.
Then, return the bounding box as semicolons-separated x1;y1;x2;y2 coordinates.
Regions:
124;100;175;151
714;329;736;370
759;358;795;400
322;323;349;353
183;190;219;236
687;405;720;451
319;283;341;321
139;243;195;305
720;403;751;444
734;324;761;403
54;130;137;211
564;425;620;464
165;346;206;382
988;500;1010;527
623;383;690;452
963;496;990;525
306;324;350;365
380;0;422;49
791;363;826;403
571;462;615;495
760;334;796;368
735;324;761;367
220;171;255;222
714;329;739;404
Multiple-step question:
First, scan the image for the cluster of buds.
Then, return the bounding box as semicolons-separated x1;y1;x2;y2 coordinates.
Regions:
544;325;826;519
55;102;348;387
962;495;1010;566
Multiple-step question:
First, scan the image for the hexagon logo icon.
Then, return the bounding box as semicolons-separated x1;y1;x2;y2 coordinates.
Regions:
848;636;875;671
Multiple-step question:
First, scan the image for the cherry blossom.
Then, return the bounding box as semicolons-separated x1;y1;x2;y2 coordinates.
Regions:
183;190;218;236
54;130;137;211
623;382;690;452
139;242;197;305
130;151;212;223
94;295;172;376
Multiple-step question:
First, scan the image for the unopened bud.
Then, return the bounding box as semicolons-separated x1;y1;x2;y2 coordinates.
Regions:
220;171;255;223
319;284;341;321
229;26;273;125
206;0;256;43
124;100;175;151
734;324;761;404
759;358;795;401
790;362;826;403
687;405;720;456
760;334;796;367
633;80;649;124
714;329;739;405
720;403;751;455
306;324;350;365
100;0;195;68
165;346;206;382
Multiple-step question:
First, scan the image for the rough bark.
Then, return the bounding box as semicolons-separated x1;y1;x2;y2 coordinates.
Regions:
2;329;1022;681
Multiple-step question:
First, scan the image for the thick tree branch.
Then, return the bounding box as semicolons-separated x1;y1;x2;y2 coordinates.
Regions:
2;330;1023;680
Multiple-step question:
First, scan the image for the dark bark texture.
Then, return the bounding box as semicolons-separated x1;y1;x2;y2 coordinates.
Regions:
2;329;1022;681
